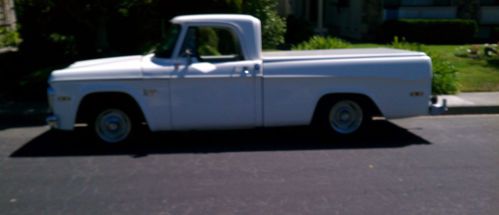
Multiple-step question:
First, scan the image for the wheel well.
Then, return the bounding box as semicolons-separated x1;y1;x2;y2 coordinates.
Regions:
311;93;383;125
76;92;145;124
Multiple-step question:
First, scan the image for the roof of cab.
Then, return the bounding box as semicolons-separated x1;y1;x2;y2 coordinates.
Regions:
170;14;262;60
171;14;259;25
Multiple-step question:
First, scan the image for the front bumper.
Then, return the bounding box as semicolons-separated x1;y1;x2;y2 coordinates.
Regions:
46;115;59;128
429;96;448;115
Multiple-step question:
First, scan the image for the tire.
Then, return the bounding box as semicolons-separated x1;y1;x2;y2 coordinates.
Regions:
90;107;138;144
319;99;369;136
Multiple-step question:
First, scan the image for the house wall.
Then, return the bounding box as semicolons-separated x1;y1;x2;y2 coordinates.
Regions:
481;6;499;25
280;0;499;40
324;0;365;39
0;0;16;29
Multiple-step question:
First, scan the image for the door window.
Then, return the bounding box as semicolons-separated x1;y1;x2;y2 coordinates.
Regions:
180;26;243;62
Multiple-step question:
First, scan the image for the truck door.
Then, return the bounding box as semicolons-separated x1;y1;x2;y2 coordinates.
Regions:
170;26;262;129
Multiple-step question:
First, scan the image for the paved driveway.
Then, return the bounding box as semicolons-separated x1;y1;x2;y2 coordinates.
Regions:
1;115;498;215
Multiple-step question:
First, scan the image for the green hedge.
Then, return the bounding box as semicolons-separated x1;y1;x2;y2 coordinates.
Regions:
291;36;351;50
381;19;478;44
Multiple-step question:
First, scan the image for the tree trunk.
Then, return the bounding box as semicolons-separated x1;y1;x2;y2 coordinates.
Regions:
94;7;110;55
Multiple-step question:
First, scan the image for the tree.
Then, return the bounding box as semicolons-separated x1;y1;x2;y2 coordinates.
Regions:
243;0;286;49
15;0;152;59
14;0;284;62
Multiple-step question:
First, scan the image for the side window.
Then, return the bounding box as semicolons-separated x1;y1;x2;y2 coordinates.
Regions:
180;26;243;62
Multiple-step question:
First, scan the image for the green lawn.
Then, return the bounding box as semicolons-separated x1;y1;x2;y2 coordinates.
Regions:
424;45;499;92
351;43;499;92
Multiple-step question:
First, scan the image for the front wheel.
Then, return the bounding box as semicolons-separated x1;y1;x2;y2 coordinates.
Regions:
91;108;135;144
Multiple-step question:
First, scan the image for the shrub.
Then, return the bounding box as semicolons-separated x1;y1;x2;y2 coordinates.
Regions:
0;27;21;48
243;0;286;49
381;19;478;44
390;36;423;51
390;37;458;94
431;57;459;94
292;36;351;50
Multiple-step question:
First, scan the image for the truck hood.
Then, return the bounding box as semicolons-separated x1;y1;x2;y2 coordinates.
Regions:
49;55;144;82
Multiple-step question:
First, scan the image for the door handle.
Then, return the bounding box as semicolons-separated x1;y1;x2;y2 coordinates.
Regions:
242;67;250;76
232;66;254;78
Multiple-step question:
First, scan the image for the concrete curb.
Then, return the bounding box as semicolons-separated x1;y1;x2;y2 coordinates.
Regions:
445;106;499;115
438;92;499;115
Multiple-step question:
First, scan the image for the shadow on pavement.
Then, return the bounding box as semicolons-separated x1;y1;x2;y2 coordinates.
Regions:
10;120;430;158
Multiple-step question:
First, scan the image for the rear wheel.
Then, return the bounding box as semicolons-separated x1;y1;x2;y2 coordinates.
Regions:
318;98;370;136
328;100;363;134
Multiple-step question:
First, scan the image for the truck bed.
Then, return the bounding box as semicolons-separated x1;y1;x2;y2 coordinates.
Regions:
263;48;425;62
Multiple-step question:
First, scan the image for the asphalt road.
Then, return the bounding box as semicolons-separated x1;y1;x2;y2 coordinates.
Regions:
1;115;498;215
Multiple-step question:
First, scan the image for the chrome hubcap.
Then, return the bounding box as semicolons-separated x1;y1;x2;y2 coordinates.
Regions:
328;100;363;134
95;109;131;143
107;123;118;131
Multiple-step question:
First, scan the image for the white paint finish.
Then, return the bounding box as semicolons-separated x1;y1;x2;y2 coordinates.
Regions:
69;55;143;68
170;60;262;129
190;62;217;73
141;54;177;78
139;79;172;131
261;54;431;123
48;80;148;130
264;55;432;81
50;55;143;82
262;77;429;127
47;14;433;132
261;53;432;126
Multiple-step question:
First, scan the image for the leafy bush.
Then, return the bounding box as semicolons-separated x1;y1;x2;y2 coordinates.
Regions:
292;36;351;50
431;58;459;94
390;37;458;94
381;19;478;44
0;27;21;48
390;36;423;51
243;0;286;49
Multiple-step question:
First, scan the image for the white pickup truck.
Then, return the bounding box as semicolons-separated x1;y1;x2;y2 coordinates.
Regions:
47;14;446;143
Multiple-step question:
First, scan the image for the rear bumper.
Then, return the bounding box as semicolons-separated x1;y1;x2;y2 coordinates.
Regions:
429;96;448;115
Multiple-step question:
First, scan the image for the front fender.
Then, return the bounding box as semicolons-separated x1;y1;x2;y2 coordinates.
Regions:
50;80;150;130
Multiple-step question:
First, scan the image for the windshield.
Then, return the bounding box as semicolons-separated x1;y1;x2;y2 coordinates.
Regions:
154;24;181;58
